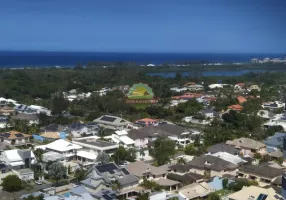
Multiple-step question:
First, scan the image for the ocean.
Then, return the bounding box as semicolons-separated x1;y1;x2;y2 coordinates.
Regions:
0;51;283;68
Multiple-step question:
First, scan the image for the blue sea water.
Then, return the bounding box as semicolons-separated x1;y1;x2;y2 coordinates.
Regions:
0;51;283;68
147;69;285;77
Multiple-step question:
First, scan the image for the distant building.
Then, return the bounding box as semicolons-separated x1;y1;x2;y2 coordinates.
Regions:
93;115;130;130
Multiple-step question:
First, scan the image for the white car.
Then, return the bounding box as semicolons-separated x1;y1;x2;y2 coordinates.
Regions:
35;180;42;185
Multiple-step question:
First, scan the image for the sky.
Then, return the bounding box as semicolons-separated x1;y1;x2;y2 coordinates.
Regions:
1;0;286;53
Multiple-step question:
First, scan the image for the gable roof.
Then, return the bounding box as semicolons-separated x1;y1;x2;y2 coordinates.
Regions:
179;182;213;199
167;172;203;184
188;155;238;172
239;164;284;179
116;174;139;187
228;104;243;111
226;137;266;150
207;143;240;155
125;161;167;177
0;131;31;140
43;139;82;152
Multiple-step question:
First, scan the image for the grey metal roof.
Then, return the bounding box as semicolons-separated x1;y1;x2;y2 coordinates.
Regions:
116;174;139;187
188;155;238;171
207;143;240;155
239;164;284;179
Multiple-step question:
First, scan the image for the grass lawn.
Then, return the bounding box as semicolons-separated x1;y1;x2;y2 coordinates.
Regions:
132;104;150;109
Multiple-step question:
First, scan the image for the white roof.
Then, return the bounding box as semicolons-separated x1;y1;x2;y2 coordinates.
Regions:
211;152;247;165
77;150;97;160
45;139;82;152
10;161;25;166
119;135;135;145
4;149;35;162
115;130;128;136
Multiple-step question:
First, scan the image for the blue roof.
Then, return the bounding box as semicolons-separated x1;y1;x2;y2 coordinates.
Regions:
32;134;44;142
264;132;286;148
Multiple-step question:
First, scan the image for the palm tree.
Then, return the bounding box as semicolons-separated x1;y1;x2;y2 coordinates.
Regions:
34;149;44;172
177;157;187;165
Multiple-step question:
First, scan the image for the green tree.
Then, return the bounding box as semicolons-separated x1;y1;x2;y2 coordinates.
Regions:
48;162;67;186
74;168;86;183
150;137;176;166
112;146;136;164
51;94;69;115
222;178;228;189
96;152;110;164
67;165;71;175
23;194;44;200
34;148;44;172
207;192;220;200
136;193;149;200
1;174;22;192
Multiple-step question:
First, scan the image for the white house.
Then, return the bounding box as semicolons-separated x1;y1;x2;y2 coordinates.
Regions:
72;136;119;156
36;139;83;161
0;149;36;180
106;130;135;148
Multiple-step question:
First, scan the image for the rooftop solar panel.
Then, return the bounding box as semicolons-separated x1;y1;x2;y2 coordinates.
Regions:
96;163;119;174
102;194;113;200
15;133;24;138
121;168;130;175
100;116;116;122
1;133;11;138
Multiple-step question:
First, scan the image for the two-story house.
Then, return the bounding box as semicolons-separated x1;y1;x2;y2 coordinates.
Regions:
0;131;32;146
226;137;267;157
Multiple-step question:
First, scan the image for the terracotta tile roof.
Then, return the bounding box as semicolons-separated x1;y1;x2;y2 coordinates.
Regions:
40;132;60;139
237;96;247;104
228;104;243;111
135;118;157;123
236;82;245;87
0;131;31;139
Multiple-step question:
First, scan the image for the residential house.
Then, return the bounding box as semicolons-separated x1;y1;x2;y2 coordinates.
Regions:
11;113;39;125
68;122;99;138
106;130;135;149
0;106;15;116
72;136;119;156
0;115;9;129
234;83;245;91
237;164;284;186
42;124;67;133
226;185;283;200
237;96;247;104
0;131;32;146
179;182;214;200
134;118;158;127
125;161;179;191
227;104;243;111
207;143;240;155
198;109;218;119
42;151;64;172
0;163;13;184
83;163;140;199
185;154;243;177
248;84;261;91
0;97;17;107
40;131;66;141
187;84;204;91
128;124;191;148
167;172;204;185
93;115;131;130
226;137;267;156
264;132;286;152
0;149;35;180
262;101;285;109
36;139;83;161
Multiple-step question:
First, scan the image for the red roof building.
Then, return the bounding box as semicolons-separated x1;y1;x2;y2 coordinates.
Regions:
135;118;158;126
228;104;243;111
237;96;247;104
